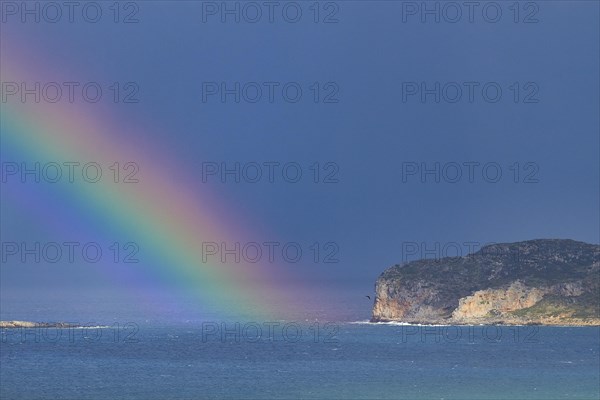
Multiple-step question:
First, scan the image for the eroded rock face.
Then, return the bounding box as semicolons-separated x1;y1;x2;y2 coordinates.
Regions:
371;239;600;325
372;279;447;321
452;281;547;320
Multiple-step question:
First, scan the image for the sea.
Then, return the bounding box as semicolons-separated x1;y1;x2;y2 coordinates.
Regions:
1;320;599;399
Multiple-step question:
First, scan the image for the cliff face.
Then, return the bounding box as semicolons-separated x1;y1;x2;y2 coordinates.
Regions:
371;239;600;325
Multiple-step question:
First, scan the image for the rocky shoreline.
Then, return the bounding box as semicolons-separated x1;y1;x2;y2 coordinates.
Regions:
370;318;600;326
0;321;81;329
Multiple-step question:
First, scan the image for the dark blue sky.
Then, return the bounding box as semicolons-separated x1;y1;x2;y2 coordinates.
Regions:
1;1;598;320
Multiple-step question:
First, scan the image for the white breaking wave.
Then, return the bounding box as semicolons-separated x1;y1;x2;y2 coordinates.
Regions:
348;320;455;327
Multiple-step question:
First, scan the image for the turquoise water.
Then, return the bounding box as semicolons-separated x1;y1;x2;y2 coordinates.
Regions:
1;322;598;399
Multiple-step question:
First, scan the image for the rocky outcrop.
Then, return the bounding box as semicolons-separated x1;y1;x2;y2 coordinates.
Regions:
371;239;600;325
452;281;546;320
0;321;80;329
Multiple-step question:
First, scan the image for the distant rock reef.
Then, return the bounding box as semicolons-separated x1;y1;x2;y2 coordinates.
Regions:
0;321;80;329
372;239;600;326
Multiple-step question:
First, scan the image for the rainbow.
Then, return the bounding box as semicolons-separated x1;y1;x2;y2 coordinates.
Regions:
1;42;304;321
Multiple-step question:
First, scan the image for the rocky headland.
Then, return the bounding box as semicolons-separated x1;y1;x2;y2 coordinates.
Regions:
371;239;600;326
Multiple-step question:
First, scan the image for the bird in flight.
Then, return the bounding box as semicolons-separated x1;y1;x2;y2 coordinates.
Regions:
365;295;371;300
